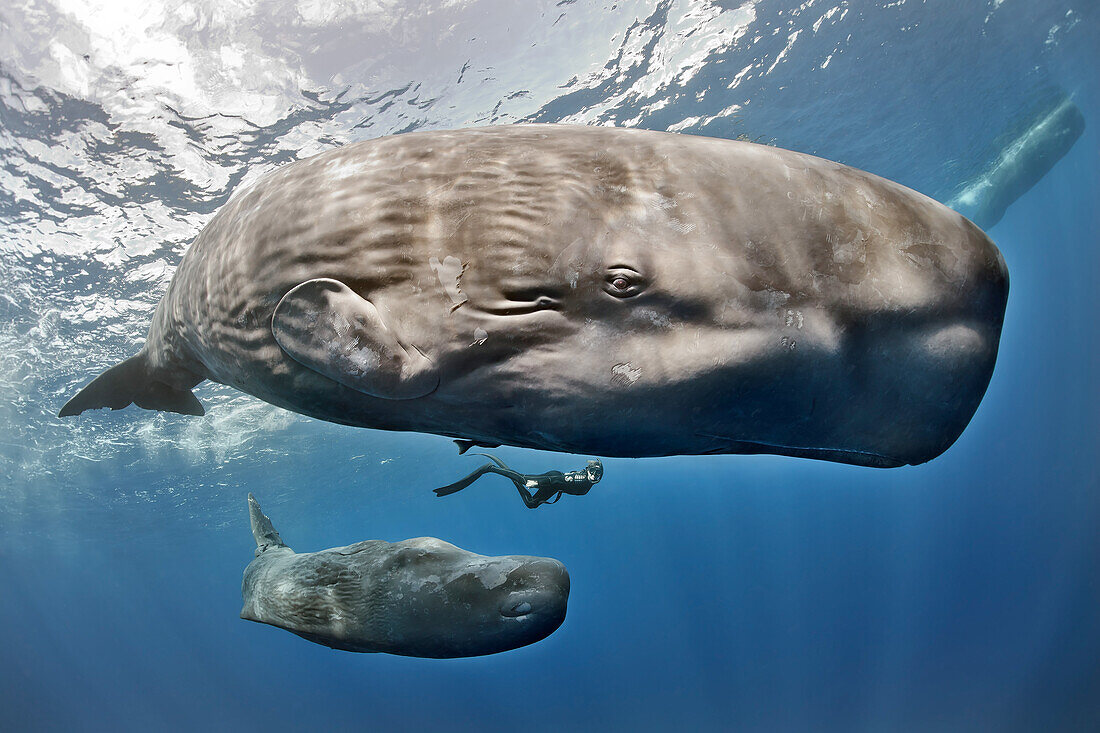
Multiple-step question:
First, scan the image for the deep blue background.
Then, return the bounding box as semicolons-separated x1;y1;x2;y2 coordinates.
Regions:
4;124;1099;729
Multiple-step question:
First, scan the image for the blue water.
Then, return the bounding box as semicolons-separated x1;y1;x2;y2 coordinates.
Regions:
1;2;1097;730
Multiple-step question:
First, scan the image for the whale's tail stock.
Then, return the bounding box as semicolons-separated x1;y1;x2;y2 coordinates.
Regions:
58;352;204;418
248;493;287;550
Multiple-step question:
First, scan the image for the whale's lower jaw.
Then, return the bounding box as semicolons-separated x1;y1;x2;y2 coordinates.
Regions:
696;438;907;468
240;592;568;658
282;623;566;659
235;617;566;658
220;381;959;466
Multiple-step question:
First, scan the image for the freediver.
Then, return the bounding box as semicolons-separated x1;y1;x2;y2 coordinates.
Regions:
434;454;603;508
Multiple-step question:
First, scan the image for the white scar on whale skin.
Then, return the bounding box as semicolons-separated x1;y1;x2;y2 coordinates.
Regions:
611;362;642;386
430;255;468;311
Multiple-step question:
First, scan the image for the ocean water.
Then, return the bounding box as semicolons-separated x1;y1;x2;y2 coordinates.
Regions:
1;1;1097;730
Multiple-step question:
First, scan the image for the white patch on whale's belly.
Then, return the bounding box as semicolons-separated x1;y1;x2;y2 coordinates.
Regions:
920;323;987;365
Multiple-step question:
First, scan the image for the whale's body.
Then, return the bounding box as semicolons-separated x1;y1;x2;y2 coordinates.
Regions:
61;124;1008;466
240;494;569;658
949;95;1085;230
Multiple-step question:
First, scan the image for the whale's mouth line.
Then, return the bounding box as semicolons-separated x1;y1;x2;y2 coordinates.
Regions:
480;298;562;317
695;433;902;467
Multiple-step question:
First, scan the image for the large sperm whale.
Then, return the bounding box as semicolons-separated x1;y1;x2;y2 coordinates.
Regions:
240;494;569;657
60;124;1009;467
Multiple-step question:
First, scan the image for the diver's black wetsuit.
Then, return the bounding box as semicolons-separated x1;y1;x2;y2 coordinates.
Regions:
434;454;603;508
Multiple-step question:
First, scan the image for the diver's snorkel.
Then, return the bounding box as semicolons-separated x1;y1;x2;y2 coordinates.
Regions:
585;459;603;484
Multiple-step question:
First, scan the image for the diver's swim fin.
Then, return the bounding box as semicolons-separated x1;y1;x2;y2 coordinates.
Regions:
473;453;511;471
59;353;205;417
454;439;502;455
434;466;495;497
434;454;515;497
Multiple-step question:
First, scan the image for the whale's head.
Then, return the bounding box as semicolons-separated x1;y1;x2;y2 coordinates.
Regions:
366;538;569;658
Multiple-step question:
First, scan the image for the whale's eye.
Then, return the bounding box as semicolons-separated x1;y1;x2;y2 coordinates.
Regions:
603;268;646;298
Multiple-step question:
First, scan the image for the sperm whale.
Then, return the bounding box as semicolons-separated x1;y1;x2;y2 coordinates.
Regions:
62;125;1008;466
240;494;569;658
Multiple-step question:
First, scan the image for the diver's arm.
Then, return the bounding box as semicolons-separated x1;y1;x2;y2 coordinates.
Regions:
515;483;543;509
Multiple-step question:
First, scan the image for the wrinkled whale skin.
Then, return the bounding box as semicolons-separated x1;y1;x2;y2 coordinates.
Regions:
63;124;1009;466
241;497;569;658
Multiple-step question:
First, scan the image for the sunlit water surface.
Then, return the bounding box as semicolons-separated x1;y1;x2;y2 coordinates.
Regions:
1;1;1098;730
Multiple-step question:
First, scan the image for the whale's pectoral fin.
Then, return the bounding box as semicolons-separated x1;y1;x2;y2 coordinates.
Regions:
247;493;287;550
273;278;439;400
454;439;502;455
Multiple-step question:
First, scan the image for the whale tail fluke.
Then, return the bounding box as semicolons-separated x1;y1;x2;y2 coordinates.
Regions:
248;493;287;549
58;353;205;418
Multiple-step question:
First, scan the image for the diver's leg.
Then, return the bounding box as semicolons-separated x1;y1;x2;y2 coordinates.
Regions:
471;454;531;488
